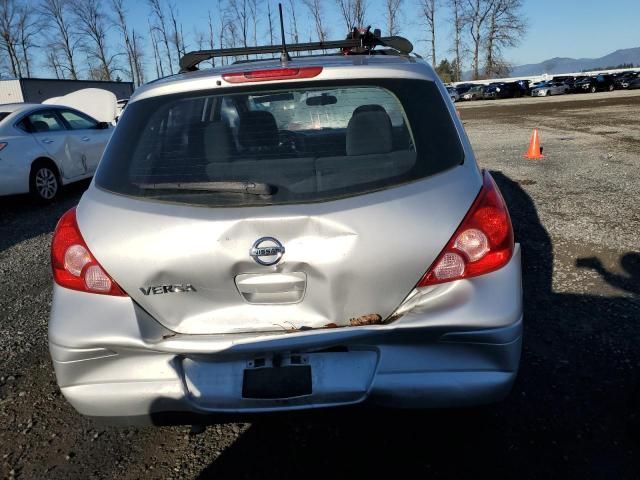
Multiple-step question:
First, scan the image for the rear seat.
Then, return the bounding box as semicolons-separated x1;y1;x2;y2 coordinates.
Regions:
205;112;316;193
315;106;416;191
204;107;415;194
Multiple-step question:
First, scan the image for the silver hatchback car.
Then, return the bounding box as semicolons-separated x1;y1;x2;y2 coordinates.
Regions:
49;35;522;424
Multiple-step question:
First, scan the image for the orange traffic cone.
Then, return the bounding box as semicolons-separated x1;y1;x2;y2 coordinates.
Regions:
524;129;544;160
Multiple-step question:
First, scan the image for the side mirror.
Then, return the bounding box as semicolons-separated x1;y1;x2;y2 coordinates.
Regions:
96;121;110;130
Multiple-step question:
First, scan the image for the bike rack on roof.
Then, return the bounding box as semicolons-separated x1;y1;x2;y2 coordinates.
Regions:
179;32;414;73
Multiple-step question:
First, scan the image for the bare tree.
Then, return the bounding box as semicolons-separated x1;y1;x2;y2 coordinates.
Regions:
448;0;465;81
384;0;402;36
216;0;228;64
225;18;240;62
194;29;205;49
131;28;144;84
16;3;39;77
353;0;367;27
266;1;274;44
168;2;186;65
148;18;164;78
45;50;63;78
483;0;525;77
287;0;299;47
419;0;437;66
148;0;173;74
336;0;354;32
206;10;216;66
0;0;22;77
74;0;118;81
335;0;367;32
229;0;249;55
465;0;494;80
248;0;261;47
40;0;80;79
303;0;328;42
112;0;143;86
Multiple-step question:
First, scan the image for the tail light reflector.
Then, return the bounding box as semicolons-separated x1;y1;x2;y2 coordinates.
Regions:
417;171;514;287
51;208;127;296
222;66;323;83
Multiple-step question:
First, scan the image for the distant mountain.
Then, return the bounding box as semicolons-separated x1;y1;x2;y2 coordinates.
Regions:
462;47;640;79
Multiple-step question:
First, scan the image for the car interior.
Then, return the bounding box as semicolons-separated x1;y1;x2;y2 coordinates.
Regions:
132;88;417;197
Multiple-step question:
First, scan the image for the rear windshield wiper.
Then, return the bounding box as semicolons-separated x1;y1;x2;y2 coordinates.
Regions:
135;181;276;195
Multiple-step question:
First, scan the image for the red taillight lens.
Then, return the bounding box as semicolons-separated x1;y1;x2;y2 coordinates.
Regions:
222;66;323;83
51;208;127;296
417;171;514;287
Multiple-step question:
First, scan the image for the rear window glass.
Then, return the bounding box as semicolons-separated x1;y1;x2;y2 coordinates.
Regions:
96;79;463;207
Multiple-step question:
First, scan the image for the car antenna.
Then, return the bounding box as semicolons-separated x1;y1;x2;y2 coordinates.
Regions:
278;3;291;63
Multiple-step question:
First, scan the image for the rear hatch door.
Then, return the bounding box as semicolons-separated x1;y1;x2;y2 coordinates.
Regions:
78;76;480;334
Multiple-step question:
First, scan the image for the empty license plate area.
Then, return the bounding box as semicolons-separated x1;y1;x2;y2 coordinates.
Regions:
182;349;378;410
243;365;312;399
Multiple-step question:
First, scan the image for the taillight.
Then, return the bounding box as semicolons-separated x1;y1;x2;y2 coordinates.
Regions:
0;142;7;151
51;208;127;296
222;66;323;83
417;171;514;287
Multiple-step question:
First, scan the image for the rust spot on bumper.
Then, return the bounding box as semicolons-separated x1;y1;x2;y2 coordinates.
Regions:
349;314;382;326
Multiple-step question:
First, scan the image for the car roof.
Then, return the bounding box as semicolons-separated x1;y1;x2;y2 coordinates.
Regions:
131;54;433;103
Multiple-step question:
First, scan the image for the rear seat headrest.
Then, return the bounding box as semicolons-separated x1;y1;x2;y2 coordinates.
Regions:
238;111;278;150
352;104;388;116
346;107;393;156
204;122;234;163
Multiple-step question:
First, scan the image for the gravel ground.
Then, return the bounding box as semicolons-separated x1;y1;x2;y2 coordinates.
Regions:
1;91;639;479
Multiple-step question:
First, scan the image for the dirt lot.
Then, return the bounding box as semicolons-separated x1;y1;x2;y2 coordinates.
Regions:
1;91;639;479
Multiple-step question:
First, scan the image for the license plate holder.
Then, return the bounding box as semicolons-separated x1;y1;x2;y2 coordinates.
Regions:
242;365;312;399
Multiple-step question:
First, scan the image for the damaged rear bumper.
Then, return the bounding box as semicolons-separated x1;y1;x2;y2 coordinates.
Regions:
49;247;523;424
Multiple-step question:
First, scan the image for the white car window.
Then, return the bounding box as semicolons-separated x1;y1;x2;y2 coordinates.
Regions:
28;111;66;133
59;109;98;130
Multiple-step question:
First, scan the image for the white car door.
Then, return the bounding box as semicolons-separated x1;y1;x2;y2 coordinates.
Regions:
27;109;86;180
58;108;111;175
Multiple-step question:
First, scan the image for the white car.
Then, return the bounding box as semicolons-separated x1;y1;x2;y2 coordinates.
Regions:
531;81;569;97
0;103;112;201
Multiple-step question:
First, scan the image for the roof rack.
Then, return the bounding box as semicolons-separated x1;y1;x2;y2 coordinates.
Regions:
179;33;414;73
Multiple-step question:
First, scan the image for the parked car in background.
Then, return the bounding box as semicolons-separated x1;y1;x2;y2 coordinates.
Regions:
614;72;639;89
462;85;487;100
531;81;569;97
563;76;585;93
0;103;112;201
446;86;460;102
627;77;640;90
514;79;531;96
462;85;487;101
483;82;521;100
454;83;474;96
48;37;523;424
574;74;615;93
